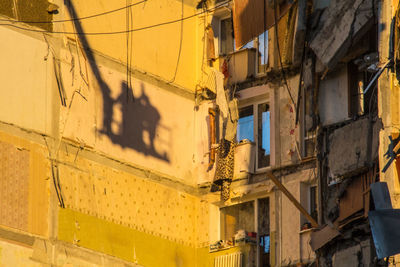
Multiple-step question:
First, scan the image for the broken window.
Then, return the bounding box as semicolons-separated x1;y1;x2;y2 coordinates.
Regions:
347;22;378;118
258;197;270;267
237;101;271;170
300;183;318;230
237;105;254;142
348;56;377;118
220;197;271;266
220;201;255;241
301;83;316;158
220;17;235;55
257;30;269;73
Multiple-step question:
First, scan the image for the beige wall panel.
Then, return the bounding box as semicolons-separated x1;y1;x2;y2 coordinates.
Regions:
0;27;52;134
58;55;197;185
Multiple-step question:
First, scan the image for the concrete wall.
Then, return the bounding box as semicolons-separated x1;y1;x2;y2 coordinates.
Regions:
279;168;316;265
328;117;380;179
277;75;301;166
319;65;349;126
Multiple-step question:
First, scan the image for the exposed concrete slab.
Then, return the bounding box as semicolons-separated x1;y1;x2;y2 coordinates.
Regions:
328;118;381;179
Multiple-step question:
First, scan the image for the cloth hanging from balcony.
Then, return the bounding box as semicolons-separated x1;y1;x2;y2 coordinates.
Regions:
213;139;235;201
206;25;216;61
215;69;238;141
225;98;239;141
232;0;292;48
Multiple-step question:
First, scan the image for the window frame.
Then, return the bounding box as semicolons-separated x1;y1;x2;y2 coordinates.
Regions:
299;83;316;158
218;196;271;267
211;10;268;74
218;15;234;56
237;86;275;171
300;182;318;229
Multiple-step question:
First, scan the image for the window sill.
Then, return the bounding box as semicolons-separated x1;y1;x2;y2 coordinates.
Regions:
209;242;257;253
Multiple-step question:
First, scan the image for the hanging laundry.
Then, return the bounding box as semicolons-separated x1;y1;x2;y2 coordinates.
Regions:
213;139;235;201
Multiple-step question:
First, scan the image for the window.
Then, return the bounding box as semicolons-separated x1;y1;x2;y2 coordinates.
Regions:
220;201;255;241
257;30;269;73
219;17;235;55
258;197;270;267
237;101;271;170
348;58;377;118
300;183;318;230
237;106;254;142
258;103;270;168
300;82;316;158
220;198;271;266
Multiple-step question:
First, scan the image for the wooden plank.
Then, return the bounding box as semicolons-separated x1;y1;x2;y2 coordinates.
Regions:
310;225;340;251
266;172;319;227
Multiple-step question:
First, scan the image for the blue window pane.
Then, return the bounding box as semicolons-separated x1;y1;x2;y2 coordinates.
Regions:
262;111;270;154
258;104;270;168
242;40;254;49
258;30;268;65
264;236;270;253
237;106;254;142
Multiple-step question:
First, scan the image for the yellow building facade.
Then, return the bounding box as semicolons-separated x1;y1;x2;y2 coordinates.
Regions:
0;0;317;266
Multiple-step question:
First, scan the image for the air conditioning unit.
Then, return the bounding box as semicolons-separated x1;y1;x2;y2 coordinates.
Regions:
234;140;255;179
226;48;256;85
214;252;243;267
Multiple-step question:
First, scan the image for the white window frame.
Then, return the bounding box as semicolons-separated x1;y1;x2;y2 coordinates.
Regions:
218;195;271;267
237;85;275;171
211;5;267;75
218;15;234;56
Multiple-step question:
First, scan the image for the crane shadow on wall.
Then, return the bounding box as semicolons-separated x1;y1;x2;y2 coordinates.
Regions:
65;0;170;162
103;82;170;162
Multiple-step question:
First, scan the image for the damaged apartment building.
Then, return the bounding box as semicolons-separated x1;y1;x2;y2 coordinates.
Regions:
0;0;399;267
204;0;384;266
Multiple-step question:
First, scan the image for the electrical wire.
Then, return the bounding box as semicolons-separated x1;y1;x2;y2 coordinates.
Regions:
0;0;232;35
0;0;147;24
129;2;134;95
168;0;184;83
126;0;131;100
273;0;296;108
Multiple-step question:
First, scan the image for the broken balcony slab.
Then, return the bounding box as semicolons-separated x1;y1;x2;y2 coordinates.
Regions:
327;118;380;179
310;225;341;251
309;0;374;70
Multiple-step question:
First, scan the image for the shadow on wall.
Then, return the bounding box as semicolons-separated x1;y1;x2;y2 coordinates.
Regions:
64;0;170;162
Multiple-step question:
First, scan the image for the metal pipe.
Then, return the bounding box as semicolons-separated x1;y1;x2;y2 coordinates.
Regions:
208;108;216;170
363;60;391;95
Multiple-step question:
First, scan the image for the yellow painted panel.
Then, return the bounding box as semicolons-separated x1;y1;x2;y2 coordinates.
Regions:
28;147;49;236
58;208;208;267
390;73;400;127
